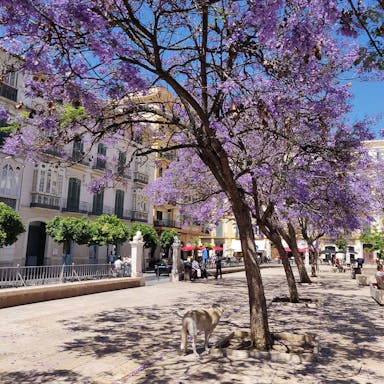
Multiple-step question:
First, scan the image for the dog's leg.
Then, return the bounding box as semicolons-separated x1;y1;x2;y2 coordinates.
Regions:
191;331;199;357
203;331;211;354
187;322;199;357
180;326;187;355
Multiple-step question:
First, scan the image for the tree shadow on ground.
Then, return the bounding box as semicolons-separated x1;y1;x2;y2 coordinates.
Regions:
43;270;384;383
0;369;90;384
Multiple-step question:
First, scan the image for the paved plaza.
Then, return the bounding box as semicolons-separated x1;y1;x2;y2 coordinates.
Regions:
0;266;383;384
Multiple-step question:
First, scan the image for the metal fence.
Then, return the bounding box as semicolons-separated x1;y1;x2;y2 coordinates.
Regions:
0;263;124;288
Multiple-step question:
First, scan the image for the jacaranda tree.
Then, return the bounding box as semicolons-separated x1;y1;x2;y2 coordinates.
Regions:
0;0;382;350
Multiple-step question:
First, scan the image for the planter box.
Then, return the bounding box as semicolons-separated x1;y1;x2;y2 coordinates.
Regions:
370;285;384;305
211;330;319;363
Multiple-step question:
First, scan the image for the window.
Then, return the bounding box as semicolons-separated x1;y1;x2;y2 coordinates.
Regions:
92;190;104;215
72;139;84;162
0;197;16;209
115;190;124;218
132;188;147;212
3;71;18;88
96;143;106;169
0;119;10;145
67;178;81;212
0;70;18;101
216;222;223;238
32;164;64;196
117;151;126;176
0;164;20;197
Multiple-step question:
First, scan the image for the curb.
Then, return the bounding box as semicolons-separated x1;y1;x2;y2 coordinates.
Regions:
0;277;145;309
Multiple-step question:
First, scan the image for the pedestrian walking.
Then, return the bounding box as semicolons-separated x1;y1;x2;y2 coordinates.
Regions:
215;251;223;279
202;246;209;266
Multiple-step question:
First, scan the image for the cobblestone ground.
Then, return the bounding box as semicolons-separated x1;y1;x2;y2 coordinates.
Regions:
0;266;383;384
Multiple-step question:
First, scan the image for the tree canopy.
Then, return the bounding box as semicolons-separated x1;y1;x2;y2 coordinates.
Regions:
159;229;179;258
128;222;158;250
0;202;25;248
46;216;93;255
361;226;384;259
90;214;129;246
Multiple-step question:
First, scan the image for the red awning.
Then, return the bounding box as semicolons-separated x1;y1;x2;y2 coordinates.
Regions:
181;246;195;251
181;245;224;251
284;247;308;253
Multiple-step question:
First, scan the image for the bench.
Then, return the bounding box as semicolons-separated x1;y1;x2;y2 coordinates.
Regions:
371;285;384;305
370;275;384;305
377;275;384;290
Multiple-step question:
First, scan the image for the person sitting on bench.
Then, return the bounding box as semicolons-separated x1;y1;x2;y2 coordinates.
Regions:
376;265;384;289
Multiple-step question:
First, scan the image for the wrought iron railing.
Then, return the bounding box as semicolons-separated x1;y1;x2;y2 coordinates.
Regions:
0;82;17;101
30;192;61;210
0;263;130;288
153;219;182;229
133;171;149;184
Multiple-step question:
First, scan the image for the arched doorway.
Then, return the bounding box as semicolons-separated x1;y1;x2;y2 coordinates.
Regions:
25;221;47;266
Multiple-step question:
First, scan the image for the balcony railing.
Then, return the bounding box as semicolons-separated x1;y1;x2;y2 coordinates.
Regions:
131;210;148;222
62;200;92;214
92;158;106;170
0;82;17;102
30;192;61;210
44;146;62;157
133;171;149;184
70;153;91;166
115;209;131;221
117;169;132;179
153;219;182;229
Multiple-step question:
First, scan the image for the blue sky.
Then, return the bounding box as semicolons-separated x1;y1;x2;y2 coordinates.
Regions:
350;80;384;138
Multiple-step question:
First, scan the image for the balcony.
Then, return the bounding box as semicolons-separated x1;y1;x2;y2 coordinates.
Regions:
133;171;149;184
70;153;90;166
30;192;61;210
153;219;182;229
115;209;131;221
61;200;91;214
0;83;17;102
131;210;148;222
117;169;132;179
92;158;106;170
44;146;63;157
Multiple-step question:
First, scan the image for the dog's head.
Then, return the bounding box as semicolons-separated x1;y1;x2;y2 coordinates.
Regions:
211;303;226;316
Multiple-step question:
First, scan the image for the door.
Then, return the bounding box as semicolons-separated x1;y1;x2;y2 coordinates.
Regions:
25;221;46;266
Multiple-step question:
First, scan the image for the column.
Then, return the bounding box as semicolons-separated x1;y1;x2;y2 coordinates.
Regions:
130;231;144;278
171;236;182;282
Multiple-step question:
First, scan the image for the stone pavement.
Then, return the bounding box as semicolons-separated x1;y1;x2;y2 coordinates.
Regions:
0;266;383;384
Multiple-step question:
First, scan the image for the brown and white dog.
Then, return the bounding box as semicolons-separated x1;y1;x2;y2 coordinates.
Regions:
179;305;225;357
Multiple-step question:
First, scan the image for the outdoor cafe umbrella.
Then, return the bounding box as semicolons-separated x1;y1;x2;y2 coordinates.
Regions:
181;246;196;251
181;245;223;251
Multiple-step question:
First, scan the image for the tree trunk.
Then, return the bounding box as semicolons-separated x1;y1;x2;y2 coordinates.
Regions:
310;249;319;277
269;231;299;303
292;248;311;283
233;208;273;350
286;223;311;283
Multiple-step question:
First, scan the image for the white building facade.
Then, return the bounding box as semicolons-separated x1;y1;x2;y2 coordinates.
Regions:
0;55;154;267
